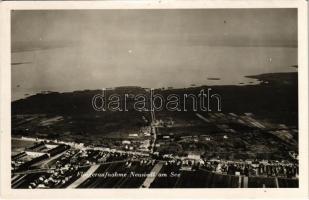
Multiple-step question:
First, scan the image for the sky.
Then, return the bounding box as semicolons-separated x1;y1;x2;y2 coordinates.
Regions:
11;9;297;100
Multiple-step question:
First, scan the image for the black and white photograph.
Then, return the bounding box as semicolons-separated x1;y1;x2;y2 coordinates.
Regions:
0;0;308;198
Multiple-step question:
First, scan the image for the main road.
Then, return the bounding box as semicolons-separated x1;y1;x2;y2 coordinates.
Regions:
150;106;157;153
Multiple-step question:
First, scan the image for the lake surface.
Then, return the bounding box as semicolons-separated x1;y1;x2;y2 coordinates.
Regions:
12;46;297;101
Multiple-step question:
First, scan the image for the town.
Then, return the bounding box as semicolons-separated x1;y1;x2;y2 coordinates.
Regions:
11;109;298;188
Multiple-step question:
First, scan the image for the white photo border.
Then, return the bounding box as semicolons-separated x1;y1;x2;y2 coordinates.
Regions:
0;0;308;198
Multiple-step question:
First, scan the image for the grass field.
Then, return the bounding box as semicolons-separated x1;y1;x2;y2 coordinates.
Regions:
12;138;36;155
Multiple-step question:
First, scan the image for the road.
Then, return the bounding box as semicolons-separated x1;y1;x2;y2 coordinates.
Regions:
141;161;164;188
67;164;100;188
150;106;157;153
196;113;210;122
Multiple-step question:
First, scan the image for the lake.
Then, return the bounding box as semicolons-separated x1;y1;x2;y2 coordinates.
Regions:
11;46;297;101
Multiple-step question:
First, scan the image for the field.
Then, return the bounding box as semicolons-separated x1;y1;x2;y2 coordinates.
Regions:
12;138;36;150
247;176;277;188
12;138;36;155
11;111;150;147
150;164;239;188
154;111;297;160
277;178;299;188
